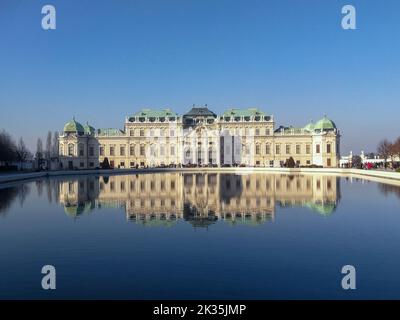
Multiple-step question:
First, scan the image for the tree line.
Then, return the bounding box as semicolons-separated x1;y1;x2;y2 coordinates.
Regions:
0;130;32;165
377;137;400;167
0;130;59;168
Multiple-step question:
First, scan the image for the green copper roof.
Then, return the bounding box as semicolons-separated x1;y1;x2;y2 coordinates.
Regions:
97;128;125;136
314;116;336;131
64;201;93;217
83;122;95;135
133;108;178;118
303;121;315;132
222;108;266;117
305;202;336;216
64;118;84;134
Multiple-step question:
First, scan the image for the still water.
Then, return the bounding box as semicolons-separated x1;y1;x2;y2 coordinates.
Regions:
0;172;399;299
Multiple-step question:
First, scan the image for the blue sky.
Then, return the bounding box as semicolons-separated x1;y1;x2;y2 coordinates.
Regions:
0;0;399;154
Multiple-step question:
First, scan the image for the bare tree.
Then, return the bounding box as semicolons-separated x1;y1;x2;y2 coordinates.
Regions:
52;131;59;159
36;138;43;160
15;137;32;169
352;155;362;169
0;130;17;163
377;139;391;168
45;131;52;160
389;137;400;169
388;142;398;168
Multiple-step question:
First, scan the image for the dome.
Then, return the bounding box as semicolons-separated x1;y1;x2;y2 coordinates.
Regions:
303;121;315;132
83;122;95;135
314;115;336;131
64;118;84;134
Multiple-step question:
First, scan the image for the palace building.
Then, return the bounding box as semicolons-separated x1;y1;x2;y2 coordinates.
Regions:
58;106;340;169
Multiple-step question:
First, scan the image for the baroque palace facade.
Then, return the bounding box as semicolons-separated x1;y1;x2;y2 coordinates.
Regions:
58;106;340;169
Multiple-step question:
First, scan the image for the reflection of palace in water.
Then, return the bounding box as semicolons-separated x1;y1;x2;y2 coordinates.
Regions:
58;173;340;227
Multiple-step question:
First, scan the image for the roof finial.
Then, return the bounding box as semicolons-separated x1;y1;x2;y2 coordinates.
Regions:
73;116;75;121
193;103;195;108
205;103;208;107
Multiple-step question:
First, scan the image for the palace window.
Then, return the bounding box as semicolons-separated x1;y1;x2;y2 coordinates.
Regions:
130;145;135;156
150;145;157;157
296;144;301;154
140;129;145;137
170;145;175;156
306;144;311;154
110;146;115;156
59;145;63;156
255;128;260;136
79;144;84;157
120;146;125;156
316;144;321;154
170;129;175;137
140;145;145;156
286;144;291;154
256;144;261;155
160;145;165;156
276;145;281;155
68;144;74;156
265;144;270;155
79;162;84;167
99;146;104;156
130;130;134;136
327;143;331;154
265;128;270;136
89;146;94;156
327;158;332;167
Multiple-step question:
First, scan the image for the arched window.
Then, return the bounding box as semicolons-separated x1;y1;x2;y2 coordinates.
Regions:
255;144;261;155
68;144;74;156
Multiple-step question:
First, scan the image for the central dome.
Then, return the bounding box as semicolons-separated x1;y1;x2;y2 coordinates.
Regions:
64;118;84;134
314;116;336;131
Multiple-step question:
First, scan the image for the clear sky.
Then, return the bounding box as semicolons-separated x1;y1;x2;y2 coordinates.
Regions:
0;0;399;154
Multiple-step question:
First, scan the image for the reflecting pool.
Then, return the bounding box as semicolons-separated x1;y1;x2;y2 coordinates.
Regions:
0;172;399;299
